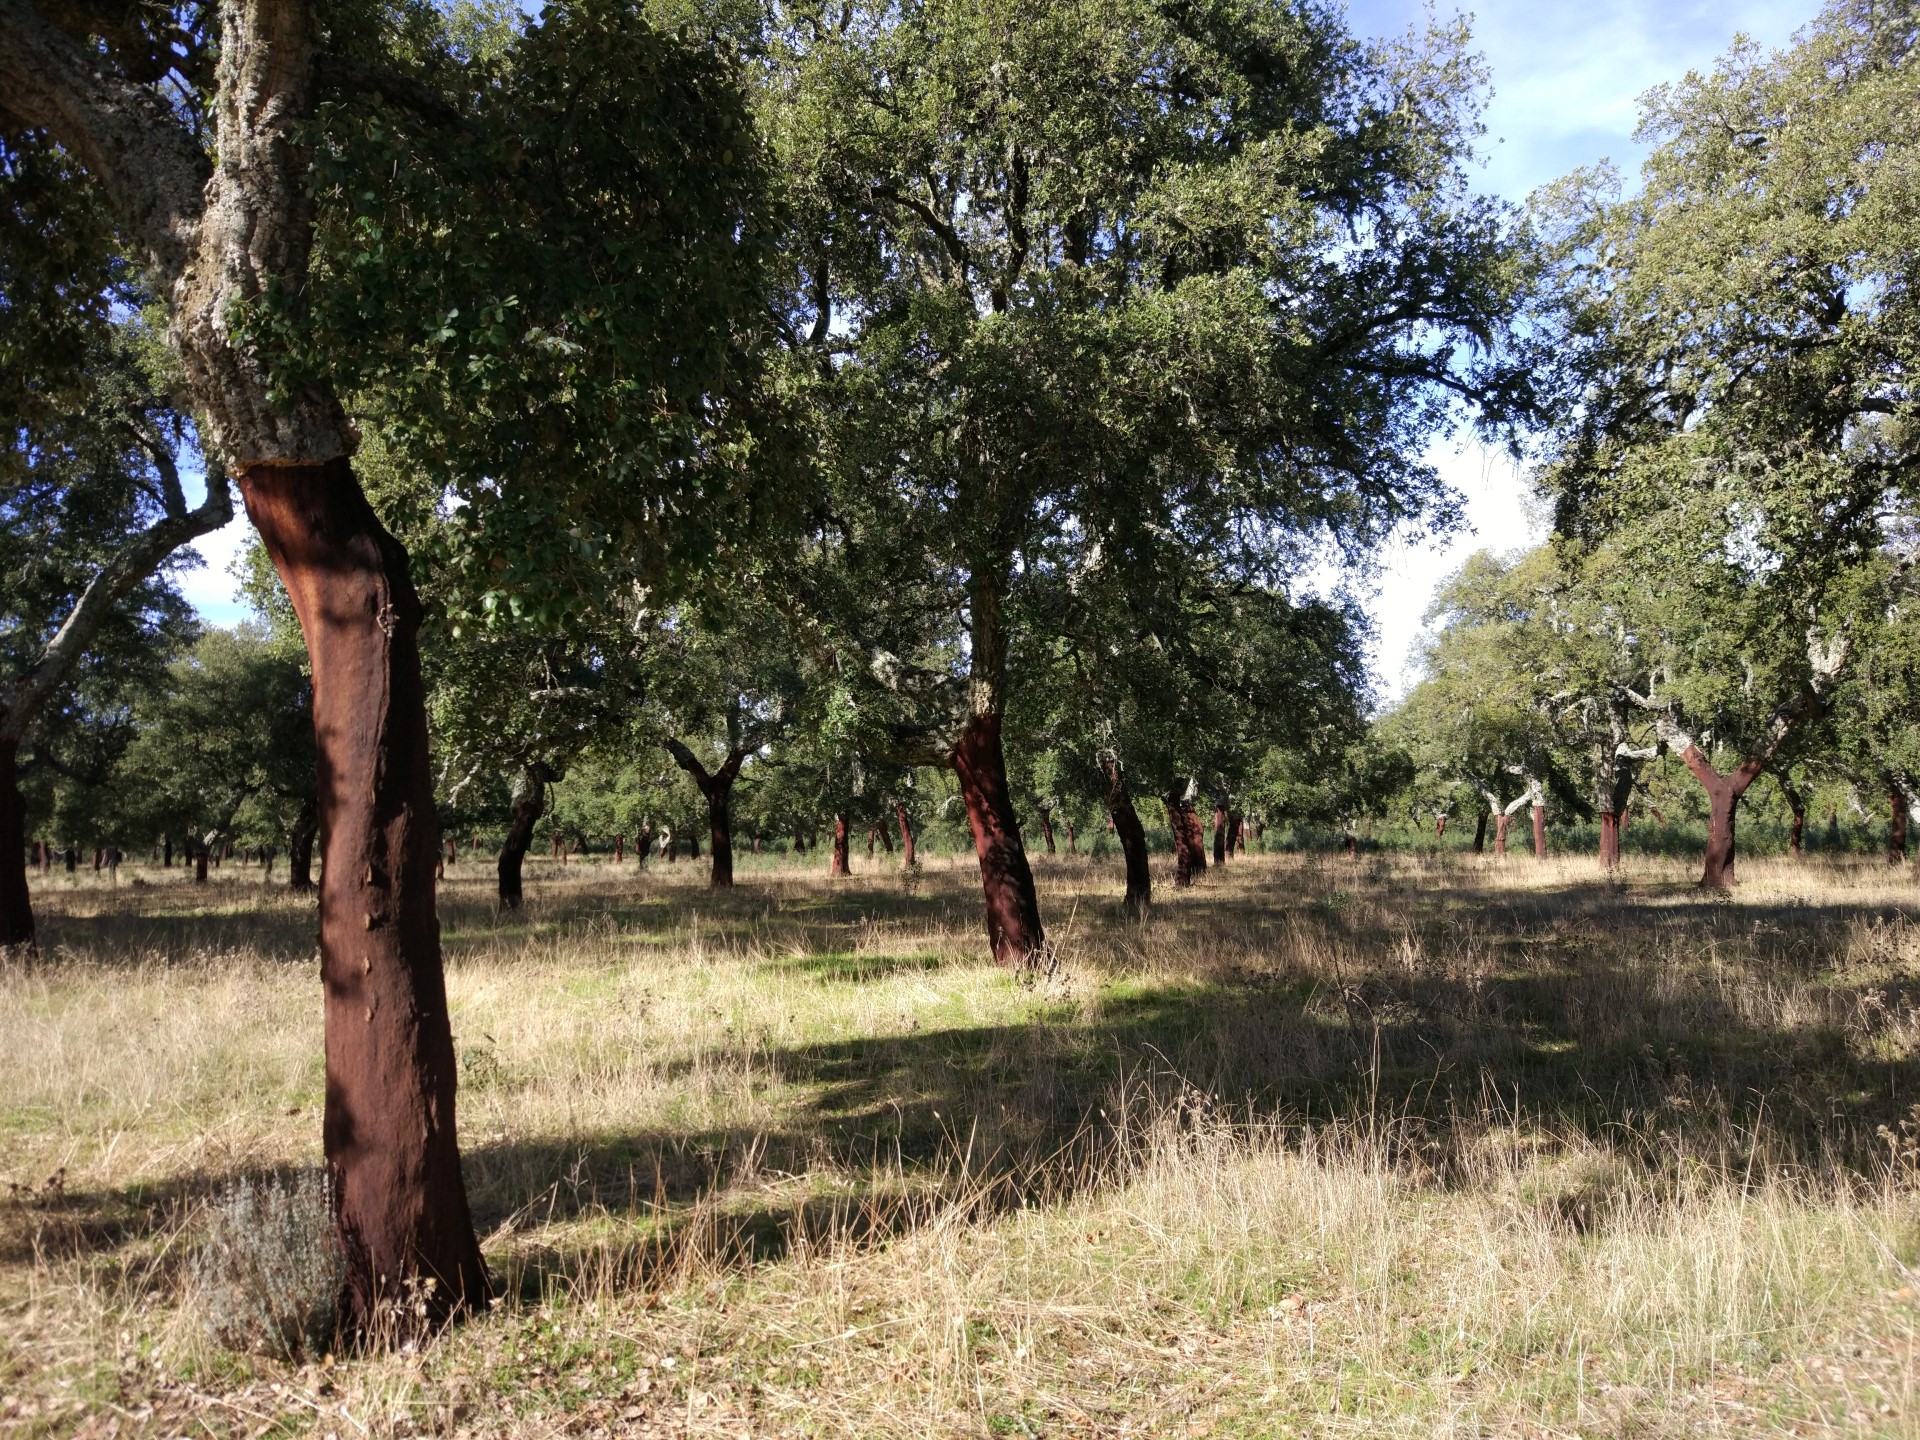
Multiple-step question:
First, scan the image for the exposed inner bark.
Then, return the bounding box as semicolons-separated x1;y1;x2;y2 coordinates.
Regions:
1890;790;1908;865
1212;806;1227;865
895;801;917;867
1494;813;1510;856
0;739;32;951
664;741;747;889
1471;810;1487;854
830;815;850;876
1099;755;1151;919
239;458;487;1329
288;798;318;892
1531;804;1547;860
497;764;548;911
1599;811;1620;870
1675;744;1763;891
1163;791;1208;887
950;712;1046;965
1038;807;1056;855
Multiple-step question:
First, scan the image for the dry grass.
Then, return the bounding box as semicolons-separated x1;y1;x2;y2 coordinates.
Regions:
5;847;1920;1437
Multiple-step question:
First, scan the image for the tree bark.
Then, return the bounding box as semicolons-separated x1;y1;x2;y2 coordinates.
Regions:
1212;806;1227;865
239;458;487;1328
830;814;850;876
1099;755;1151;919
288;797;318;892
1891;790;1908;865
1599;811;1620;870
1065;819;1077;855
664;740;746;889
194;844;209;884
1038;807;1056;855
163;835;173;867
1531;804;1547;860
1494;813;1510;856
950;712;1045;965
895;801;916;867
1163;791;1207;887
1472;810;1487;854
497;763;547;910
0;739;32;951
1673;744;1762;891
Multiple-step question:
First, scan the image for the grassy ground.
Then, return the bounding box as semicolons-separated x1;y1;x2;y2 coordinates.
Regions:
4;846;1920;1437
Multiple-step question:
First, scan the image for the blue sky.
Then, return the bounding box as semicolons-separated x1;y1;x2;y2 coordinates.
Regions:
179;0;1818;684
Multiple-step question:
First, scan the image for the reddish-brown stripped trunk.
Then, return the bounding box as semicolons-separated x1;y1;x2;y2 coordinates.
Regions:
1038;808;1056;855
613;834;623;863
1065;819;1077;855
1164;792;1208;887
1100;756;1151;919
1434;813;1448;838
896;802;917;867
1531;805;1547;860
288;799;318;893
664;742;746;889
950;712;1046;965
1212;807;1227;865
0;739;31;950
238;459;485;1329
497;766;545;910
1789;809;1804;858
1494;814;1510;856
1472;811;1487;854
1673;745;1763;891
1891;791;1908;865
1599;811;1620;870
830;815;850;877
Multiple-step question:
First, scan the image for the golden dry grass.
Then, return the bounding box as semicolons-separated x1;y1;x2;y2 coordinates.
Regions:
4;846;1920;1437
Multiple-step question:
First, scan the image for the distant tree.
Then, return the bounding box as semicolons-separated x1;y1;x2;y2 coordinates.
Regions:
0;135;225;948
765;0;1524;962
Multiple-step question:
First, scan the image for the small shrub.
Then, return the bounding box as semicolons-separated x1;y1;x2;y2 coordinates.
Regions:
191;1169;344;1360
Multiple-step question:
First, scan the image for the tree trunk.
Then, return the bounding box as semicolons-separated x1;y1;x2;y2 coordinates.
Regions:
1226;811;1242;855
1472;810;1487;854
664;741;746;890
687;828;699;860
1163;792;1207;887
288;798;318;892
950;712;1046;965
613;834;623;863
0;739;32;951
1672;745;1761;891
1599;810;1620;870
497;764;546;910
1891;790;1908;865
239;458;487;1328
878;820;893;854
1433;813;1447;838
1100;756;1151;919
1039;808;1056;855
194;844;209;884
830;814;850;876
163;835;173;867
1212;806;1227;865
1789;808;1804;858
1530;804;1547;860
1494;813;1510;856
896;801;917;867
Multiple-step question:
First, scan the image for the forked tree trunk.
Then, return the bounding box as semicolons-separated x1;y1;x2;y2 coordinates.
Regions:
664;741;746;889
1472;811;1487;854
830;814;850;876
239;458;486;1328
1099;756;1151;919
1891;791;1908;865
1038;808;1056;855
0;738;32;950
1531;805;1547;860
896;802;916;867
950;712;1046;965
288;798;318;892
1674;745;1763;891
497;764;546;910
1163;792;1207;887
